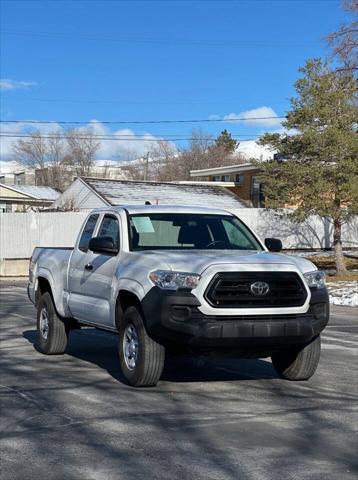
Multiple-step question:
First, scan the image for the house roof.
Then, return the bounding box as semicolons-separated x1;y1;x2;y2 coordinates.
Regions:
0;184;60;201
81;177;247;209
190;163;258;177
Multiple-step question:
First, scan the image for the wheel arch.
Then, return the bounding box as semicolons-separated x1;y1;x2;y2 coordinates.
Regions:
115;290;144;331
36;276;53;305
35;272;66;318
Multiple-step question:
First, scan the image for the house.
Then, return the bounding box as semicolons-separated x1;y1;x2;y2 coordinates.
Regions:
0;169;36;186
189;163;264;207
0;184;60;213
34;163;130;192
51;177;247;211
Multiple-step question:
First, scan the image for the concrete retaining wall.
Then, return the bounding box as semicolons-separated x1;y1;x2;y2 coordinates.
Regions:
0;258;29;277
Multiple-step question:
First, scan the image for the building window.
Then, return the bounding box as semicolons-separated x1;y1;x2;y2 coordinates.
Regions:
235;174;244;185
0;203;12;213
221;175;231;182
15;173;25;185
212;175;221;182
251;176;265;207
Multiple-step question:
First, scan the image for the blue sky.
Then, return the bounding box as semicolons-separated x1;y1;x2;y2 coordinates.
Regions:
0;0;351;161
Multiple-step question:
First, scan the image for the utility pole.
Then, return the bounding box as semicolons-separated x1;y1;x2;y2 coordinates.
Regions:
143;152;150;181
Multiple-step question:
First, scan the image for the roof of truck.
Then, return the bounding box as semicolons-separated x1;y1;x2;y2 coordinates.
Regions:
93;204;236;216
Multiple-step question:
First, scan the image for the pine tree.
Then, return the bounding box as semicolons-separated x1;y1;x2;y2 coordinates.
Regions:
257;59;358;273
214;130;239;153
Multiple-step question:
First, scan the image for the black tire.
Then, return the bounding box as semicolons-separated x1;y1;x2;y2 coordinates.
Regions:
271;335;321;381
36;292;69;354
118;306;165;387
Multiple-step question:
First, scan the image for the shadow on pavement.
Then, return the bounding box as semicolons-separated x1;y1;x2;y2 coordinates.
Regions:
23;327;279;385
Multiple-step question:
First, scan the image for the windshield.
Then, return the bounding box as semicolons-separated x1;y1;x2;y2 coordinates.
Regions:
128;213;263;251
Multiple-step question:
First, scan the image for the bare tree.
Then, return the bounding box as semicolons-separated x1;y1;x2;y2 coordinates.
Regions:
175;129;240;180
118;146;141;163
12;131;67;189
46;134;67;188
65;128;100;176
12;131;47;170
149;140;178;181
12;128;101;189
326;0;358;71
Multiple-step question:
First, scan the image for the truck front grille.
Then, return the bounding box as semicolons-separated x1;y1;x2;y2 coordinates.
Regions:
205;272;307;308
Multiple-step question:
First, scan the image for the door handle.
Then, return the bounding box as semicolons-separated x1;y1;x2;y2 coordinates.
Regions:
85;263;93;271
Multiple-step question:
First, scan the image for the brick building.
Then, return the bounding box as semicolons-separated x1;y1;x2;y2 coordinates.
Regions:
189;163;264;207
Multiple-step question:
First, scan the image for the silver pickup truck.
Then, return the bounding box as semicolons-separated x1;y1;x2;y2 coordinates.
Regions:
28;205;329;387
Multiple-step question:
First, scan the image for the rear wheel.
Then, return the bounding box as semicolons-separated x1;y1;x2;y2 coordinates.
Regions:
36;292;69;354
118;306;165;387
271;335;321;381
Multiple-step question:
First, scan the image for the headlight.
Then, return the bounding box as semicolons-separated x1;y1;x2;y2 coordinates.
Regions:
303;270;326;289
149;270;201;290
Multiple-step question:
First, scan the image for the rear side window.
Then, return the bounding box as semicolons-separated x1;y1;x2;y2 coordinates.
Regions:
78;214;99;252
97;215;120;250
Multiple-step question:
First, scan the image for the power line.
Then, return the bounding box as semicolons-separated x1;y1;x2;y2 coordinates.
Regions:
0;133;260;142
0;115;285;125
1;30;318;47
0;131;256;138
2;96;269;106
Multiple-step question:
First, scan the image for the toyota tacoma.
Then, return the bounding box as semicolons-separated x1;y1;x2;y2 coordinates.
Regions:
28;205;329;387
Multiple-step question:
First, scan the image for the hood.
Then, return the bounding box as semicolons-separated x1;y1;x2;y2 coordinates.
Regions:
135;250;316;275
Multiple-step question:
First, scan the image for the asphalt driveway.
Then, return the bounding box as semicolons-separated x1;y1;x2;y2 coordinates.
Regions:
0;282;357;480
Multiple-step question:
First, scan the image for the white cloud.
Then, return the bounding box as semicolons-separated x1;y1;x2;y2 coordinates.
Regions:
235;140;274;161
223;106;282;127
85;120;172;160
0;121;63;161
0;79;38;91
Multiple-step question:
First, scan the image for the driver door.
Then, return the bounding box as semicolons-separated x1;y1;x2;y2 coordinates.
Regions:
68;213;100;321
81;214;121;328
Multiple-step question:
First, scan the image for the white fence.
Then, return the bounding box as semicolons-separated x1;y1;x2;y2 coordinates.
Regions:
231;209;358;251
0;210;357;259
0;212;88;259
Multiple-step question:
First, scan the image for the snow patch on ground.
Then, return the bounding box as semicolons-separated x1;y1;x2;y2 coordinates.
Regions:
326;281;358;307
285;250;358;258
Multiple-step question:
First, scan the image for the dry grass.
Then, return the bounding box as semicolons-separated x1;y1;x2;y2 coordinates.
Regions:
325;272;358;283
306;255;358;270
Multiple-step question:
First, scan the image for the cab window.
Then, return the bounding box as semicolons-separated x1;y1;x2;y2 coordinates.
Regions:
78;214;99;252
97;215;120;250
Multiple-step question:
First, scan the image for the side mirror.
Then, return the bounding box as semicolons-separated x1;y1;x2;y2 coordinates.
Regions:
88;236;118;255
264;237;282;252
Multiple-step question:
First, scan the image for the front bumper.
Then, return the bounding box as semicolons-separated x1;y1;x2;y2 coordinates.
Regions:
141;286;329;348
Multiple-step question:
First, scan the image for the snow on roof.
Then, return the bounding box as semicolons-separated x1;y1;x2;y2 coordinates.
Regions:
82;177;247;209
0;184;60;200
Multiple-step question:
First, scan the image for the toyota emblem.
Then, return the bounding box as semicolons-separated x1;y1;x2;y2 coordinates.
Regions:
250;281;270;296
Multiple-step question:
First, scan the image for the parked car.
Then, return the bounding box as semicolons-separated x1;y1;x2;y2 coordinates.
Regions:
28;205;329;387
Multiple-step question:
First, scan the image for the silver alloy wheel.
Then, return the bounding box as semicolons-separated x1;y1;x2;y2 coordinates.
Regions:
39;306;49;340
123;323;139;370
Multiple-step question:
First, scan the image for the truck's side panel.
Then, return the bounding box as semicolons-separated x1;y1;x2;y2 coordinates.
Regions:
30;248;73;317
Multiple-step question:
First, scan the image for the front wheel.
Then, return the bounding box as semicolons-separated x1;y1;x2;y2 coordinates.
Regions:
36;292;69;354
118;306;165;387
271;335;321;381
